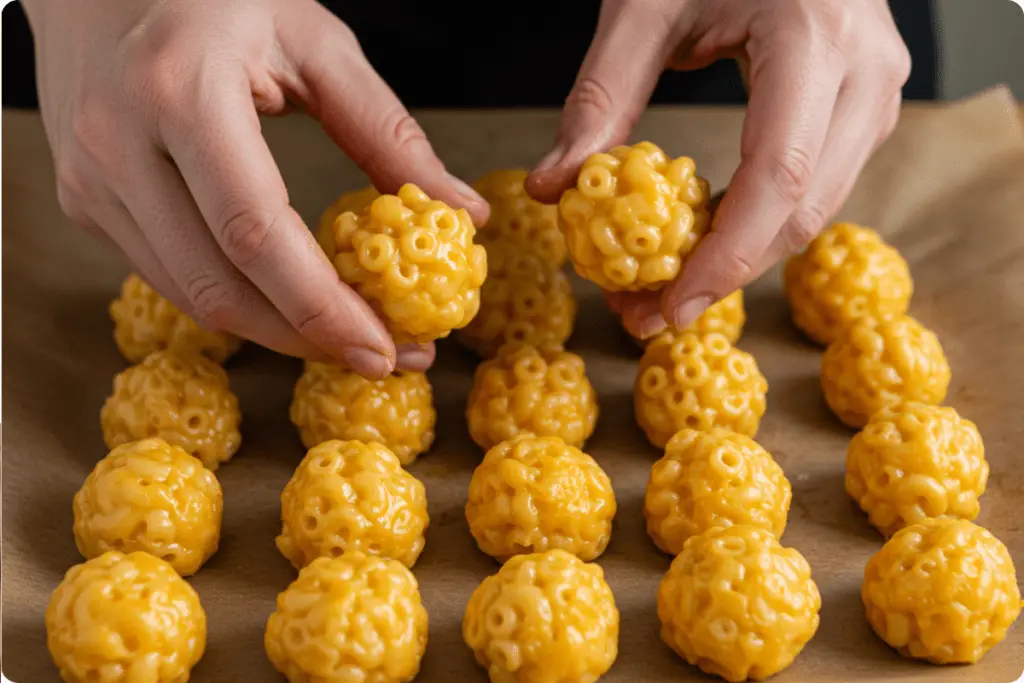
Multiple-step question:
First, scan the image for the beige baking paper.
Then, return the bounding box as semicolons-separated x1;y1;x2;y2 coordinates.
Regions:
3;88;1023;683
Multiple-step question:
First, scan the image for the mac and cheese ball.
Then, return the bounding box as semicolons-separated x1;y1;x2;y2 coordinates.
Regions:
316;185;381;252
323;183;488;343
558;141;711;292
821;315;950;428
635;331;768;449
466;343;598;450
110;273;242;364
456;242;576;357
100;351;242;470
266;553;428;683
658;526;821;682
73;438;222;576
784;222;913;345
276;440;428;569
862;518;1021;664
46;552;206;683
290;362;435;466
645;428;791;556
846;402;988;537
464;549;619;683
627;290;747;347
467;434;616;562
473;168;566;268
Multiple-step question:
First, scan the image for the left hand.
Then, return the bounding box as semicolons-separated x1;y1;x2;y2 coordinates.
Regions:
526;0;911;338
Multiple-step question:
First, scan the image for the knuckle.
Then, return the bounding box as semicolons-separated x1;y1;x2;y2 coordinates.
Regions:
69;98;122;173
54;160;90;220
765;146;816;204
783;205;827;252
217;206;280;267
384;111;428;153
816;3;856;51
717;250;757;291
566;76;617;118
884;45;913;89
293;296;335;337
185;272;238;331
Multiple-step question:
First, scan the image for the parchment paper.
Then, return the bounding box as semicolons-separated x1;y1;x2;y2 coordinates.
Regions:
3;88;1023;683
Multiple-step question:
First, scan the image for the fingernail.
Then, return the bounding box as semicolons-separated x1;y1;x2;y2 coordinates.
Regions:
671;295;713;330
446;172;485;204
534;143;567;172
636;314;668;340
341;346;394;379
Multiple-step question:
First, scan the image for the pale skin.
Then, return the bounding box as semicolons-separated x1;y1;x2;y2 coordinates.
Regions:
25;0;910;376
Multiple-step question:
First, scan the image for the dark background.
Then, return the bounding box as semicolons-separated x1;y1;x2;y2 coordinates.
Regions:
2;0;936;109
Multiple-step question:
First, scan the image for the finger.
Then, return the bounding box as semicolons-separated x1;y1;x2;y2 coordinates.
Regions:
619;290;667;340
278;6;489;226
525;2;689;203
159;77;399;378
396;342;436;372
661;32;845;329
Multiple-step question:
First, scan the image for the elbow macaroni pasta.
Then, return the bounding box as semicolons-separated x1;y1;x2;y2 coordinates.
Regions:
456;242;576;357
276;440;429;569
266;553;428;683
473;168;567;268
846;402;988;537
635;331;768;449
558;142;711;291
110;273;242;364
466;343;598;450
46;552;206;683
645;428;791;556
316;185;381;254
784;223;913;345
821;315;950;428
290;362;436;466
100;350;242;470
322;183;488;343
862;518;1020;664
658;526;821;682
73;438;222;576
466;433;616;562
463;549;619;683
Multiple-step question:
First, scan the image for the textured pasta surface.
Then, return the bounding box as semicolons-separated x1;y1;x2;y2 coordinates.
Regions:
100;351;242;470
456;242;576;357
645;428;791;556
110;273;241;364
290;363;435;466
74;438;222;576
266;553;428;683
558;142;711;291
784;223;913;345
473;169;566;268
862;518;1020;664
463;549;619;683
467;343;598;450
46;551;206;683
846;402;988;536
276;440;429;569
466;434;616;562
821;315;950;428
635;331;768;448
323;183;487;343
658;526;821;682
316;185;381;253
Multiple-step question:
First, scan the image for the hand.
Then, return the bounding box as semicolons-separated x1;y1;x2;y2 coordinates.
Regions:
527;0;911;338
24;0;489;377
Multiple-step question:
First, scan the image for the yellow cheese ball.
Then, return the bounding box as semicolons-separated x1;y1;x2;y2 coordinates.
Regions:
635;331;768;449
466;433;616;562
464;549;619;683
456;242;576;357
473;168;566;268
645;428;791;556
73;438;222;576
266;553;428;683
846;402;988;537
558;141;711;292
821;315;951;428
627;290;747;347
276;440;428;569
110;273;243;364
316;185;381;252
46;551;206;683
862;518;1021;664
290;362;436;466
466;343;598;450
100;350;242;470
784;222;913;345
658;526;821;682
323;183;488;343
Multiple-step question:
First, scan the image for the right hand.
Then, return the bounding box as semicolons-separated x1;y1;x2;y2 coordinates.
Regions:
24;0;489;378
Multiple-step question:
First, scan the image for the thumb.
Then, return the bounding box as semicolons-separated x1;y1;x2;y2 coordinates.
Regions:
525;2;680;204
